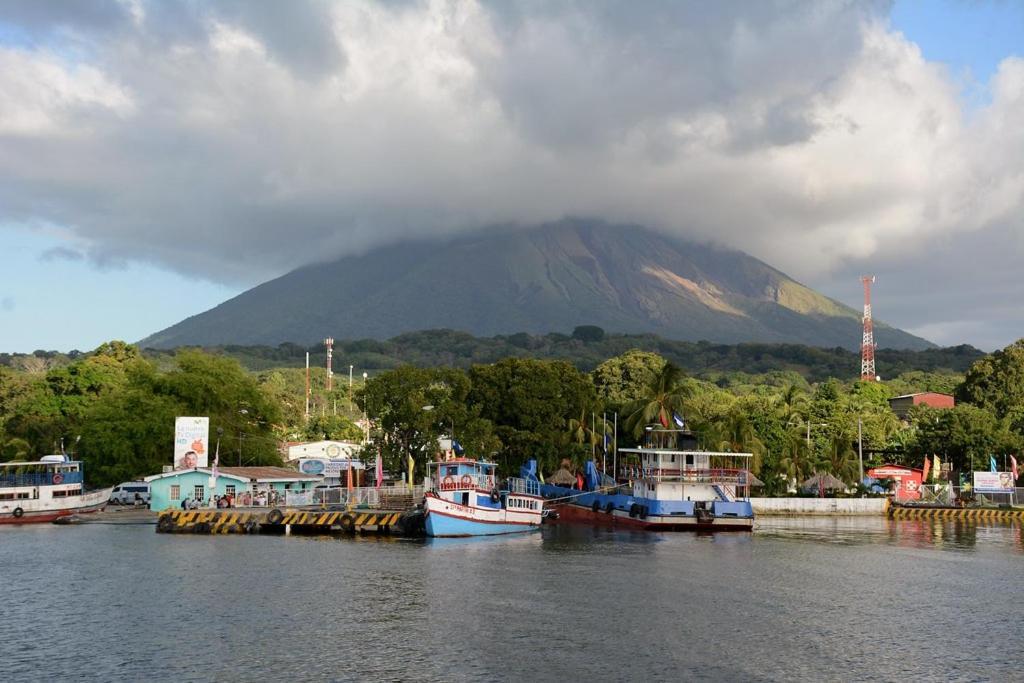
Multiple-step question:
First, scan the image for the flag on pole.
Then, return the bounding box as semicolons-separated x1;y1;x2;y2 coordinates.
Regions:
375;451;383;489
922;456;931;484
672;412;685;429
452;439;465;456
407;453;415;491
933;455;940;483
539;468;545;484
659;411;669;428
990;455;998;473
1012;455;1019;481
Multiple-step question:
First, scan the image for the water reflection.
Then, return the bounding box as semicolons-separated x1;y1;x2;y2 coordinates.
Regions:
756;515;1022;553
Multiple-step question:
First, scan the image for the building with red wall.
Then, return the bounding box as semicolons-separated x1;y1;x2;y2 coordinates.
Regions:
867;464;924;501
888;392;955;419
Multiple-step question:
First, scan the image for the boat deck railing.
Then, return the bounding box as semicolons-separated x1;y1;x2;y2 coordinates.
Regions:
0;471;84;488
623;467;752;485
434;473;495;491
506;477;540;496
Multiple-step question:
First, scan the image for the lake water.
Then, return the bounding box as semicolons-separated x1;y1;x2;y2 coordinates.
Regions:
2;516;1022;682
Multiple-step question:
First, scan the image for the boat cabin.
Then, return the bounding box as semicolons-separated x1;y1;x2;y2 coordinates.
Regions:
0;457;84;503
427;458;540;511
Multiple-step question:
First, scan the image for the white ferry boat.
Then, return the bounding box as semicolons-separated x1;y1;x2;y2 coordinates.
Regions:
0;456;112;524
423;457;544;536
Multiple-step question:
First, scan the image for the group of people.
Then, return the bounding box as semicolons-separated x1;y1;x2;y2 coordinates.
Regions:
178;490;283;509
179;494;235;510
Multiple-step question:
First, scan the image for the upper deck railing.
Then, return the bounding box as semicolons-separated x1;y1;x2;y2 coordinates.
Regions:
506;477;540;496
621;467;752;485
0;465;83;488
436;473;495;491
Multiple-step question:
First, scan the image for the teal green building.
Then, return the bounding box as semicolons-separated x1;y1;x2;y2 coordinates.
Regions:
145;466;320;510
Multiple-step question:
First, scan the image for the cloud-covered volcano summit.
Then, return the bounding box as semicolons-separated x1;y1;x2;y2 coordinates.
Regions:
141;221;931;350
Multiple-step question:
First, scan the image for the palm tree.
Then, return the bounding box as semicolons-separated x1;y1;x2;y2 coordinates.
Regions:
778;425;813;489
624;363;692;438
821;429;858;484
710;408;765;474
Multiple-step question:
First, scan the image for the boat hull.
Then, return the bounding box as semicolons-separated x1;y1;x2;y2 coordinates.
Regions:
0;488;112;525
424;495;541;537
550;500;753;531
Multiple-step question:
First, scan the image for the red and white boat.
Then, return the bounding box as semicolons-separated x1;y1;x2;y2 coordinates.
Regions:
0;456;113;524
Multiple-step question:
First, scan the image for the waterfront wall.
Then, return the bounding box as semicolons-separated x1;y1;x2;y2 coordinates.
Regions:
751;497;888;516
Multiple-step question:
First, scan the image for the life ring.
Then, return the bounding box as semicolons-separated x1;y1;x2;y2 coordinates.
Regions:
339;513;356;534
629;503;639;518
443;475;455;489
12;507;24;518
490;488;500;504
266;508;284;525
52;473;64;485
605;501;615;514
591;500;601;513
460;474;473;487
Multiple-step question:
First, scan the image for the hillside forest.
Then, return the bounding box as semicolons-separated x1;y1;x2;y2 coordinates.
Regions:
2;331;1023;494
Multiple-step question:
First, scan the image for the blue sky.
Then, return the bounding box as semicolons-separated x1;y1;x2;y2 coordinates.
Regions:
0;1;1021;353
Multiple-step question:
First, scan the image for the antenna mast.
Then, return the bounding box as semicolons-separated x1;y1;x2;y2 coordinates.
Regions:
324;337;334;392
860;276;877;381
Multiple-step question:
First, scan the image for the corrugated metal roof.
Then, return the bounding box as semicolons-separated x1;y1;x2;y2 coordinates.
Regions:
215;466;320;481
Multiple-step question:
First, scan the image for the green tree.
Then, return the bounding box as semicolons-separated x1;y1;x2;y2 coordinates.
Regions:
592;349;667;408
624;363;692;438
957;339;1024;418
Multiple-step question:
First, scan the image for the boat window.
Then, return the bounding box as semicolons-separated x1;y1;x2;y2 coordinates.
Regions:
670;454;676;463
685;454;694;466
170;485;181;500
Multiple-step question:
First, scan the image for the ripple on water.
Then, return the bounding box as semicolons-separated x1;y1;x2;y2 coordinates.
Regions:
0;519;1021;682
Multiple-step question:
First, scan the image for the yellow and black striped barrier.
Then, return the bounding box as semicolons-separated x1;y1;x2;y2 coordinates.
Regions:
156;508;408;535
889;506;1024;521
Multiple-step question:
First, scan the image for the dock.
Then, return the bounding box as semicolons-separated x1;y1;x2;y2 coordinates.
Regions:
155;507;425;536
889;504;1024;521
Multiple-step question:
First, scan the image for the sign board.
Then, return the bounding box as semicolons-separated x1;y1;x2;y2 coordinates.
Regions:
174;417;209;470
866;465;923;501
298;458;365;477
973;471;1014;493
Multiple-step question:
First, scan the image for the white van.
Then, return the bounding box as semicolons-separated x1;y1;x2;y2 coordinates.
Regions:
109;482;151;506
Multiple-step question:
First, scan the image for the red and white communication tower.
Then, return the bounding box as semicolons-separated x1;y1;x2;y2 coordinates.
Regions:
324;337;334;391
860;276;877;381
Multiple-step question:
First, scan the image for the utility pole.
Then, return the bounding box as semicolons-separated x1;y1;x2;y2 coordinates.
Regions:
858;417;864;484
305;352;310;420
324;337;334;391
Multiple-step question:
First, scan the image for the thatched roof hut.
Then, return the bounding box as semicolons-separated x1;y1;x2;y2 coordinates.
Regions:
801;472;847;492
547;468;577;486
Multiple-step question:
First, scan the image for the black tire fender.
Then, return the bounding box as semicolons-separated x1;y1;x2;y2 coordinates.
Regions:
339;513;356;534
194;521;211;534
266;508;284;525
605;501;615;514
12;507;24;518
639;506;649;520
490;488;500;504
157;515;175;533
629;503;639;518
592;500;601;513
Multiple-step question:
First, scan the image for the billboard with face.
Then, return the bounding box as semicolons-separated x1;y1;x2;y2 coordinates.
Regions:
174;417;209;470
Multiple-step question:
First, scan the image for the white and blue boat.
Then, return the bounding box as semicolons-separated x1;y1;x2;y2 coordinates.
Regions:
423;457;544;537
529;427;754;531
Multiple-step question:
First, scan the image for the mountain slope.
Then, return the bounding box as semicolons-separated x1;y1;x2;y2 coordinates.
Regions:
141;220;933;350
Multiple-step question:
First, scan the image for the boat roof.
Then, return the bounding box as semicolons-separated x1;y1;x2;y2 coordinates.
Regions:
428;457;496;468
0;459;79;467
618;448;753;458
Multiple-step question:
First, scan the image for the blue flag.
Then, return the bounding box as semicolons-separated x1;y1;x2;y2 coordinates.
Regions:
672;412;685;428
452;439;465;456
990;455;998;473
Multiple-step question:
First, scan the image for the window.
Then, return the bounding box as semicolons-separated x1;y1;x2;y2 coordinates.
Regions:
194;485;205;502
225;485;236;497
170;485;181;500
685;454;694;466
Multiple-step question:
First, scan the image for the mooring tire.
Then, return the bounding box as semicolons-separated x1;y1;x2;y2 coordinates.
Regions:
194;521;211;534
157;516;175;533
339;513;356;534
629;504;639;518
244;518;259;534
266;508;284;525
490;488;500;504
605;501;615;514
639;506;649;520
12;507;24;518
592;500;601;513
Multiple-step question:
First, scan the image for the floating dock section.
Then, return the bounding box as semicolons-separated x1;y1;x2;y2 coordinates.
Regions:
156;508;424;536
889;505;1024;521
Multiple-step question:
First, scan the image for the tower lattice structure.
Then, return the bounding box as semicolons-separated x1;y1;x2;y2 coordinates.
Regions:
324;337;334;391
860;276;876;381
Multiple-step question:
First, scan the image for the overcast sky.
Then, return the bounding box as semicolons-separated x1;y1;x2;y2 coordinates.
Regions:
1;0;1022;352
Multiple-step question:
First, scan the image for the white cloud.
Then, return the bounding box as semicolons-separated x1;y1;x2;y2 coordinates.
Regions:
0;0;1019;327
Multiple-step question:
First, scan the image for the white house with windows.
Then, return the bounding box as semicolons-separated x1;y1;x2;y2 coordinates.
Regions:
286;440;361;462
145;466;320;511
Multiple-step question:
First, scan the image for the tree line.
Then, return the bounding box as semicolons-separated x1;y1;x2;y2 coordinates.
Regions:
2;336;1022;492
